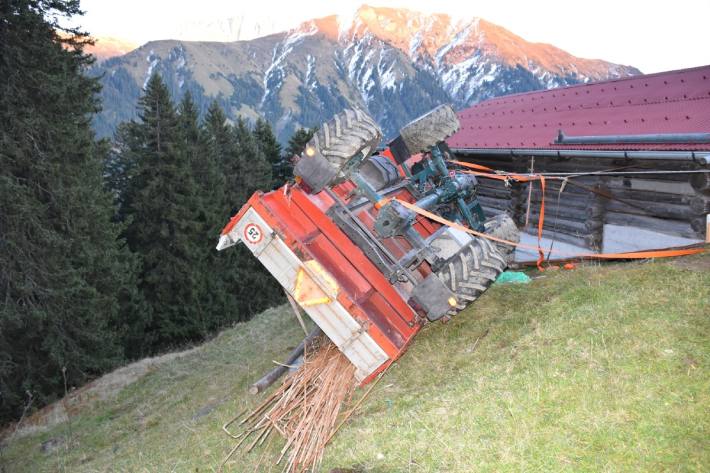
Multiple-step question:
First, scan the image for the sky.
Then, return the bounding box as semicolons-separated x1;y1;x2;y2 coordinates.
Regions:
72;0;710;74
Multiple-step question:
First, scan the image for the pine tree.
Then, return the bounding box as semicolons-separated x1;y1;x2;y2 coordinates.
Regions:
202;101;236;215
278;127;317;186
200;107;280;320
106;121;142;217
285;127;317;158
254;118;282;165
122;74;204;351
253;118;284;188
177;93;236;334
234;118;273;198
199;102;247;325
229;119;284;314
0;0;133;421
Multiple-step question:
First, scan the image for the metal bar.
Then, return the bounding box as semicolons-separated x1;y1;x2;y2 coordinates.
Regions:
285;291;309;335
452;148;710;164
345;181;409;213
351;173;383;205
555;131;710;145
430;145;450;176
248;326;323;395
324;188;419;284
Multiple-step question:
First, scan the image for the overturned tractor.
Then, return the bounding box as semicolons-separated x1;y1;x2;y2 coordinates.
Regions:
217;105;520;471
218;104;519;382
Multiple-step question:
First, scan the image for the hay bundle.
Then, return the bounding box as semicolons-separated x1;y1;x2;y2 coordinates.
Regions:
220;339;358;473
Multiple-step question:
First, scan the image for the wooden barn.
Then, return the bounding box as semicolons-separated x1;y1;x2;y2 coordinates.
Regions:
448;65;710;261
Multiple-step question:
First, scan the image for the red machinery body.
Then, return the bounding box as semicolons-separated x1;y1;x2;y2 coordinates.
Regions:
220;160;442;383
218;105;510;383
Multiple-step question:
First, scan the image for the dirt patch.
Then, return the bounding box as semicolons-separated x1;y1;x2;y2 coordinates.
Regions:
670;251;710;271
3;346;201;441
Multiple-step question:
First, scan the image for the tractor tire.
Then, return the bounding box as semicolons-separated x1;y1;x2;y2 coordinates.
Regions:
306;107;382;174
484;213;520;265
435;236;506;316
398;104;460;154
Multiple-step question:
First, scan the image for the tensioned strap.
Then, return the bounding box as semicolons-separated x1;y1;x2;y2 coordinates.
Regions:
394;199;706;269
442;159;706;268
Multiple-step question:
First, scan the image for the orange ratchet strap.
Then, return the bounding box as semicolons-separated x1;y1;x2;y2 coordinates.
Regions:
537;176;546;269
449;160;537;182
394;199;706;270
444;160;706;268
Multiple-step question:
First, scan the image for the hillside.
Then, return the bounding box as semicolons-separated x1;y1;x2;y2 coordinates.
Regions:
2;254;708;472
91;4;640;142
85;37;137;61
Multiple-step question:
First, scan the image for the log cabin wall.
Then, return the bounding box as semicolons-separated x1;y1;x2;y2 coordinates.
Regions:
460;154;708;252
449;65;710;254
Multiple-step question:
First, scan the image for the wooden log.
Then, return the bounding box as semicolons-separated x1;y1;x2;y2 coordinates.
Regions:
477;187;513;200
605;200;695;221
522;229;601;250
689;196;710;215
477;195;515;210
523;215;603;234
605;212;701;239
691;216;708;234
605;186;695;205
519;182;592;197
479;203;514;218
690;171;710;194
457;154;699;173
605;177;695;195
523;203;604;222
249;326;323;395
477;178;513;188
481;206;507;217
527;188;595;201
527;193;597;210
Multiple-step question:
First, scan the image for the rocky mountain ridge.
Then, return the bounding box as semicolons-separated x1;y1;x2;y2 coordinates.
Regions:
92;5;640;143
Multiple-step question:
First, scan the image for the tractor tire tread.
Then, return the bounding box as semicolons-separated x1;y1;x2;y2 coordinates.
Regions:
435;235;506;316
484;213;520;265
307;107;383;171
399;104;460;154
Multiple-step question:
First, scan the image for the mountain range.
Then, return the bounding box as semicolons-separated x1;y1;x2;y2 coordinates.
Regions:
91;4;641;144
86;37;138;61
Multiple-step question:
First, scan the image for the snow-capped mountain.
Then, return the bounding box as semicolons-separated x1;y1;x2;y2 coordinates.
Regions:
92;5;640;143
170;16;280;42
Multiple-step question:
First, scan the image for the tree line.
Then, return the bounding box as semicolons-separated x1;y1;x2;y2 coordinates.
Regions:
0;0;315;423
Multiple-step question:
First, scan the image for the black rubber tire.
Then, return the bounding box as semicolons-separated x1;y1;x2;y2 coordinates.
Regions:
435;236;506;316
484;213;520;265
398;104;460;154
306;107;382;173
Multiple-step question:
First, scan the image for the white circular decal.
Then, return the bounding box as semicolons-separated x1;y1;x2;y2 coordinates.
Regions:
243;223;263;244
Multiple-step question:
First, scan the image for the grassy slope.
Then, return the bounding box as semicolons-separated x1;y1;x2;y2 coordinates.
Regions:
2;254;708;472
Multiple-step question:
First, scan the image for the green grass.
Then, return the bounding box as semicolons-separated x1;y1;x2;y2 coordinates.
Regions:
2;254;708;472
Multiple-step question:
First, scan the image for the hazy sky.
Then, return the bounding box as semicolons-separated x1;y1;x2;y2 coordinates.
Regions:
73;0;710;74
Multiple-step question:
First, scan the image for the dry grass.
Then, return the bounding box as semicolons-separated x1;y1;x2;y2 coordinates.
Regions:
1;252;708;472
6;346;201;441
220;340;356;473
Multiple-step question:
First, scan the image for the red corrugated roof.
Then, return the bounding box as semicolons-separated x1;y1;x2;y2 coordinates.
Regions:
449;65;710;152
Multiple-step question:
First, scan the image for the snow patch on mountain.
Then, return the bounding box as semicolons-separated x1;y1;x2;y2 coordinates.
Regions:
305;54;317;90
261;24;319;107
143;50;159;89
